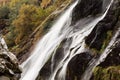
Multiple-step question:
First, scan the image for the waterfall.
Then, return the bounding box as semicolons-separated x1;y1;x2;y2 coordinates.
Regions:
20;1;78;80
49;15;110;80
81;23;119;80
20;0;113;80
81;0;115;80
48;0;113;80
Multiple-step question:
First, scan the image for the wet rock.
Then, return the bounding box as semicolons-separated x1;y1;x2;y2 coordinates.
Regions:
66;52;93;80
0;37;22;80
77;0;120;80
89;29;120;80
85;0;120;50
90;20;120;80
72;0;103;25
37;39;68;80
99;35;120;67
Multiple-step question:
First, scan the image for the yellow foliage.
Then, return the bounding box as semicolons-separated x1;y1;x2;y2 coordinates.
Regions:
4;0;71;52
13;4;42;44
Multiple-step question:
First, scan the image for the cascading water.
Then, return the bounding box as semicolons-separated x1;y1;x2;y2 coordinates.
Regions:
81;26;120;80
20;0;114;80
81;0;118;80
47;0;113;80
20;1;78;80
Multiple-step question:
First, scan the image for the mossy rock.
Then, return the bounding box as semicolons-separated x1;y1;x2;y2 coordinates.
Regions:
92;66;120;80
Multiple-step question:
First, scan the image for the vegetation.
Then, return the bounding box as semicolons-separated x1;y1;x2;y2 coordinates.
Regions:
0;5;10;19
85;30;113;55
92;66;120;80
13;4;42;44
0;0;72;55
100;30;113;53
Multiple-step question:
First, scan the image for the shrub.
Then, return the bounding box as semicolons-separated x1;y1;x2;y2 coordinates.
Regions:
0;6;10;19
12;4;42;44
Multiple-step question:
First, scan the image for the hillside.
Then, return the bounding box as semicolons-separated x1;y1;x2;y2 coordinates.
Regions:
0;0;73;59
0;0;120;80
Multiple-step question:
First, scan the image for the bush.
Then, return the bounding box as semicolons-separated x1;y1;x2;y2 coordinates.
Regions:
12;4;42;44
4;31;16;48
0;6;10;19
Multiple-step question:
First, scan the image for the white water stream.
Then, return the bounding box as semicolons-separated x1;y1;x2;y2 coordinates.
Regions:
81;0;115;80
20;0;113;80
20;1;78;80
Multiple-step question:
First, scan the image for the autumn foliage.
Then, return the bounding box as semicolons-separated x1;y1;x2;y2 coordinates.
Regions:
13;4;41;44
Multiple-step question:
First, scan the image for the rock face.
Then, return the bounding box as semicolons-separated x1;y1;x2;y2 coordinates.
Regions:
0;37;21;80
21;0;120;80
72;0;103;25
85;0;120;80
69;0;120;80
85;0;120;50
66;52;93;80
37;0;120;80
90;27;120;80
99;33;120;67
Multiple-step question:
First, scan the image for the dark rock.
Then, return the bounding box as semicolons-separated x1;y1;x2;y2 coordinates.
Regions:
66;52;93;80
71;0;120;80
72;0;103;25
85;0;120;50
37;38;68;80
99;39;120;67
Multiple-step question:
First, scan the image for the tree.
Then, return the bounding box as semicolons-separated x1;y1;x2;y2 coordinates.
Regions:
12;4;41;44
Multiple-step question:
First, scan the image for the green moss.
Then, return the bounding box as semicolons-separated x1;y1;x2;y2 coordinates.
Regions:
85;30;113;55
100;30;113;53
84;43;99;55
91;48;99;54
93;66;120;80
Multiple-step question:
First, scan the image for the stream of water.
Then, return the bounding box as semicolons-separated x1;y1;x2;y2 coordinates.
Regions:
20;0;113;80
